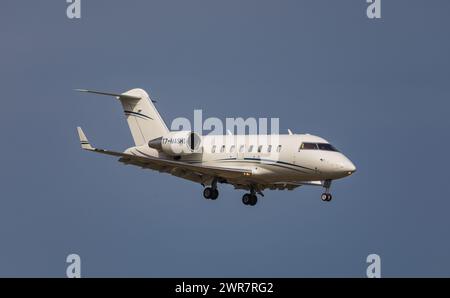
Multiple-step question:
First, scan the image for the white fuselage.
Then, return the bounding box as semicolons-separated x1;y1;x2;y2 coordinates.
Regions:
126;133;356;184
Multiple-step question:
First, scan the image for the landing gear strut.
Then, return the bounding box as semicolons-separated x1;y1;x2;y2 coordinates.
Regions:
321;179;333;202
242;187;258;206
203;178;219;200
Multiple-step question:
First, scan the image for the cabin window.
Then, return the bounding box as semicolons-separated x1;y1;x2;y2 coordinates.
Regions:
267;145;272;153
257;145;263;153
276;145;282;152
248;145;254;153
220;145;225;153
299;142;318;151
317;143;339;152
212;145;216;153
239;145;245;153
230;145;235;153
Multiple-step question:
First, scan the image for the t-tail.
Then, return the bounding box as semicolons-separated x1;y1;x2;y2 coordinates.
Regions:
76;88;169;146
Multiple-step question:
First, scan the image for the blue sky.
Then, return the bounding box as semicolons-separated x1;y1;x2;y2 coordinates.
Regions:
0;0;449;277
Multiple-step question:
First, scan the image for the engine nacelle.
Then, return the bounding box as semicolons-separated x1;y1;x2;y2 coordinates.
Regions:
148;131;202;156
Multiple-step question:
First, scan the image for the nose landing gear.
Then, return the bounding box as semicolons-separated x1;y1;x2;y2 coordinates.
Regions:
321;193;332;202
321;179;333;202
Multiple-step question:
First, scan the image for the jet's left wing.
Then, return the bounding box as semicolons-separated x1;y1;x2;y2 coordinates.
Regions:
76;127;252;180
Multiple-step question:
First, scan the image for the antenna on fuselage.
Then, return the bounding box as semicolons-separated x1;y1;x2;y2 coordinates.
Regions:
288;129;294;135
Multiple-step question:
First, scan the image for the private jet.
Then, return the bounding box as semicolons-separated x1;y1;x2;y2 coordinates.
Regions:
76;88;356;206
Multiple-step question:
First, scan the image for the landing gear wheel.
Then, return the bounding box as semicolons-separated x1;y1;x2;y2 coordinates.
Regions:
203;187;213;199
249;195;258;206
210;189;219;200
321;193;332;202
242;193;257;206
242;194;251;205
203;187;219;200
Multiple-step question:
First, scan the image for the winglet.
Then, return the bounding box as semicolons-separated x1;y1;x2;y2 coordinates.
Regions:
77;127;94;150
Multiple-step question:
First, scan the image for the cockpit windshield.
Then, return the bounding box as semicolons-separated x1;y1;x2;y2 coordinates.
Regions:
300;142;318;150
317;143;339;152
299;142;339;152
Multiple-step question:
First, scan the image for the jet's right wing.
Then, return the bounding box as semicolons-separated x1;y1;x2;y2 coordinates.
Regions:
265;180;323;190
76;127;253;180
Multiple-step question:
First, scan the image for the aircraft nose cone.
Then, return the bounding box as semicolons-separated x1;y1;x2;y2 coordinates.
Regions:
343;160;356;175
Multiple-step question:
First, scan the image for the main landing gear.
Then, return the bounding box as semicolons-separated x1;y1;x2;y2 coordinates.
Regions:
321;179;333;202
242;193;258;206
203;178;219;200
242;187;259;206
203;187;219;200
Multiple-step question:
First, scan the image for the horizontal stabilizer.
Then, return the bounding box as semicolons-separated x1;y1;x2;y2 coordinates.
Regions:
75;89;156;103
